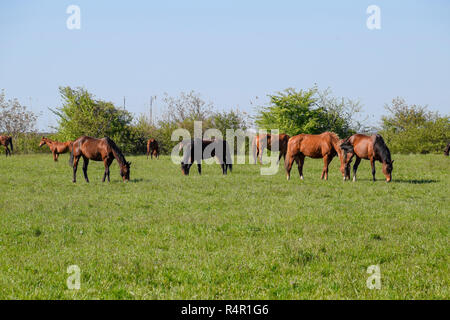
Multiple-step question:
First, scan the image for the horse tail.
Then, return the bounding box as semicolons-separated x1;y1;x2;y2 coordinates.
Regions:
8;137;13;152
69;146;74;166
339;139;354;153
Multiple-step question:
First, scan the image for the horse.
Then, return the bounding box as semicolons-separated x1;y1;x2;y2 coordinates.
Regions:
146;138;159;159
69;136;131;183
252;134;290;165
39;137;73;161
180;139;232;175
340;134;394;182
444;143;450;156
0;135;13;157
284;132;348;180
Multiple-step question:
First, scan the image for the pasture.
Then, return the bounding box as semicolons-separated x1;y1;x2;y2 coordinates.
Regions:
0;153;448;299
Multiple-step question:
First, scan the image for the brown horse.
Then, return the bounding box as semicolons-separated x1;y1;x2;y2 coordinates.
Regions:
69;136;131;183
285;132;347;180
340;134;394;182
146;138;159;159
444;143;450;156
252;133;290;165
39;137;73;161
0;135;13;157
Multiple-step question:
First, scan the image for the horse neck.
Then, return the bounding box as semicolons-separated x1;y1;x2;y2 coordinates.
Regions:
110;145;126;167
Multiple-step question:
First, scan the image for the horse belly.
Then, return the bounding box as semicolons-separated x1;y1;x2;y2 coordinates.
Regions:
300;145;323;158
354;145;370;160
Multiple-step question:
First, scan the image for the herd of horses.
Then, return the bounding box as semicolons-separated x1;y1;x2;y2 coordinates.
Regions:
0;133;448;183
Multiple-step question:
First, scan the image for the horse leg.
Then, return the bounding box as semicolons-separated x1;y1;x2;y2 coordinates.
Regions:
103;158;113;182
277;151;283;165
297;154;305;180
353;157;361;182
221;163;226;175
72;156;80;183
321;155;329;180
285;153;295;180
324;155;333;180
344;154;353;181
82;157;89;183
259;146;264;164
370;157;376;181
197;163;202;175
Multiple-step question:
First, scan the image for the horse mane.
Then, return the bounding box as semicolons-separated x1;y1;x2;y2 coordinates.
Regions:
326;132;343;153
373;134;391;164
104;137;127;167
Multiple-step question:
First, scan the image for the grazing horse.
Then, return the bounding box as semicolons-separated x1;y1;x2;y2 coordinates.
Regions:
39;137;73;161
285;132;347;180
444;143;450;156
181;139;232;175
69;136;131;183
0;135;13;157
146;138;159;159
340;134;394;182
252;134;290;165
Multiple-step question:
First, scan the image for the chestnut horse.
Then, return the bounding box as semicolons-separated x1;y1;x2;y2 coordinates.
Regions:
0;135;13;157
285;132;347;180
252;134;290;165
69;136;131;183
181;139;232;175
444;143;450;156
39;137;73;161
340;134;394;182
146;138;159;159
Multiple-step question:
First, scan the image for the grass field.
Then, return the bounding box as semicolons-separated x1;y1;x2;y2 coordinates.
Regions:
0;153;448;299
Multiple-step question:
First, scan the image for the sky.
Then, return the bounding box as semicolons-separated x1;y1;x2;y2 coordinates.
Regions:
1;0;449;131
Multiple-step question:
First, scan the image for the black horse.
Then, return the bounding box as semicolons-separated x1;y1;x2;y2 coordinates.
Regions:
180;139;232;175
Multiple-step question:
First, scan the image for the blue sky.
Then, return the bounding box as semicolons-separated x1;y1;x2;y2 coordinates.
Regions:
1;0;449;131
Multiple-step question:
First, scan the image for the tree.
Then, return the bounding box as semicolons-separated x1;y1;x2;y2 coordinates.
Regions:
52;87;133;147
0;89;37;135
255;87;321;136
379;97;450;154
255;87;363;137
211;109;249;138
316;88;367;136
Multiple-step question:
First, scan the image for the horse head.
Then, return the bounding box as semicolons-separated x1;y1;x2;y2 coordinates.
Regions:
120;161;131;182
382;160;394;182
39;137;47;147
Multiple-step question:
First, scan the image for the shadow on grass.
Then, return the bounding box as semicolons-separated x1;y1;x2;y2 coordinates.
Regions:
349;178;439;184
393;179;439;184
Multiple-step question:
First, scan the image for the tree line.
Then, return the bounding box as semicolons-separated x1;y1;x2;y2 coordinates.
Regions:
0;87;448;155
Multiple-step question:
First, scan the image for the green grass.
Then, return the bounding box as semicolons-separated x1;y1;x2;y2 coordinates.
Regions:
0;153;448;299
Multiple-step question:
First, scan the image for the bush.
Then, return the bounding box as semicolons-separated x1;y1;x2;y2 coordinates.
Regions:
379;97;450;154
255;87;364;137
